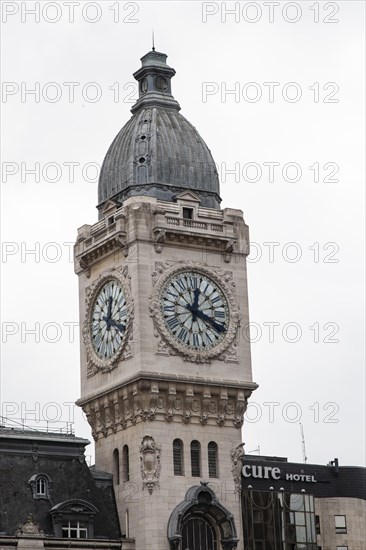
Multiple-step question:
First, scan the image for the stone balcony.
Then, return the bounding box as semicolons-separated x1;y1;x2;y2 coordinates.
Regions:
74;196;249;276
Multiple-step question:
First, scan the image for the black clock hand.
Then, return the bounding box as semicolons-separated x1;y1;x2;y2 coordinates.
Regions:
102;297;114;331
108;318;126;333
102;315;112;330
185;304;225;334
107;296;113;318
191;288;200;321
195;309;226;334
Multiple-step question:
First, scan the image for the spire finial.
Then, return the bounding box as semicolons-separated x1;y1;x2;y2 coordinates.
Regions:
152;30;155;51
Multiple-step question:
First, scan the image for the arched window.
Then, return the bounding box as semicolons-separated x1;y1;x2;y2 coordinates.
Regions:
29;474;51;499
113;448;120;485
50;499;98;539
122;445;129;482
190;440;201;477
173;439;184;475
208;442;219;478
36;476;47;496
182;515;217;550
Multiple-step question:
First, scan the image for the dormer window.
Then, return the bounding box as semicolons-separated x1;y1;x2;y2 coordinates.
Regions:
50;499;98;539
29;473;51;500
36;476;47;496
182;207;193;220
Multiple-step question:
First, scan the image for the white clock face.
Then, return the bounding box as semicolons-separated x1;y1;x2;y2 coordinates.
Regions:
91;280;128;359
161;271;229;350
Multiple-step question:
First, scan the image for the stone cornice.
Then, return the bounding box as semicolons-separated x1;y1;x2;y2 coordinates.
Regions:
76;372;258;408
78;377;257;440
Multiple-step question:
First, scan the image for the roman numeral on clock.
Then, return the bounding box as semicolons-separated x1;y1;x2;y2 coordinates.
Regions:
166;316;180;331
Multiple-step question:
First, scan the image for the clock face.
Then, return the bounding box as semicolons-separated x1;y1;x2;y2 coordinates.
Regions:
155;75;168;91
140;78;148;94
91;279;128;359
161;271;229;350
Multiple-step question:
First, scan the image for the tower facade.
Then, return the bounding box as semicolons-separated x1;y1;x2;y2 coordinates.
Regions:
75;50;257;550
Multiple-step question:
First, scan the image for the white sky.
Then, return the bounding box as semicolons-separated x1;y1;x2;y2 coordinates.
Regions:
1;1;365;467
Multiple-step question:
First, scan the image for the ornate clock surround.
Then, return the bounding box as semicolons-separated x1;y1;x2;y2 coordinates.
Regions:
149;261;241;363
83;266;134;376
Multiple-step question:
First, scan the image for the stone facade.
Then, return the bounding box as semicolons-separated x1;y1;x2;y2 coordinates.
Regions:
315;496;366;550
75;194;257;550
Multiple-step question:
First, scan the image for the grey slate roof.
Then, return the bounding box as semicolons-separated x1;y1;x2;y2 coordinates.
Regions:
97;51;221;211
0;428;120;538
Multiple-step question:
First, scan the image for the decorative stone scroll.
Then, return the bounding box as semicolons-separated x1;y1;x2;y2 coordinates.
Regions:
79;381;256;440
139;435;161;494
15;515;44;537
231;443;245;494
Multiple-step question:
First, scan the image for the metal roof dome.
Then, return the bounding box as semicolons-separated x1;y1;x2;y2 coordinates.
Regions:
97;51;221;211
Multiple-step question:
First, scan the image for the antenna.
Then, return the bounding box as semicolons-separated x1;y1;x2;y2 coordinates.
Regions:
300;423;307;463
152;30;155;51
247;446;260;455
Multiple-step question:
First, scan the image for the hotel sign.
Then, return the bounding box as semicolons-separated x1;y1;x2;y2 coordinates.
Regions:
242;464;317;483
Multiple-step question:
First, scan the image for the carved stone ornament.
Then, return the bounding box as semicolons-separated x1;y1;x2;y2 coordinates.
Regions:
15;514;44;537
139;435;161;494
80;383;255;440
83;266;134;376
149;261;241;363
231;442;245;494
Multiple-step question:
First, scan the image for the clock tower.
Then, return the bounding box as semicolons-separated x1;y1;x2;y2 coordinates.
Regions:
75;50;257;550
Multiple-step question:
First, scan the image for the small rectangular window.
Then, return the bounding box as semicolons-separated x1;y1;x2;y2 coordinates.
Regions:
182;207;193;220
62;520;88;539
122;445;129;482
336;547;348;550
190;441;201;477
315;515;321;534
173;439;184;476
335;515;347;534
208;442;218;478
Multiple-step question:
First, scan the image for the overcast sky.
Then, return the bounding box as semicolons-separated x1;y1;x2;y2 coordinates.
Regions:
1;1;365;467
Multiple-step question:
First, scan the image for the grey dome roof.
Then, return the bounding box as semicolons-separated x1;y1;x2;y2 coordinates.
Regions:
97;51;221;210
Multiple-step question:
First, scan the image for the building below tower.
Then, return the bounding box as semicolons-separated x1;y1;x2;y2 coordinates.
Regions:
1;427;365;550
241;454;366;550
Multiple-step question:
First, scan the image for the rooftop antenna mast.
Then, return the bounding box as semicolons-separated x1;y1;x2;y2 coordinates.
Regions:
152;30;155;51
300;423;307;463
247;446;260;455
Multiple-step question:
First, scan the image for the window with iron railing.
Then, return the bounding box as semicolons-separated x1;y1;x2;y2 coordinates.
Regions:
173;439;184;476
208;442;218;478
190;440;201;477
122;445;129;482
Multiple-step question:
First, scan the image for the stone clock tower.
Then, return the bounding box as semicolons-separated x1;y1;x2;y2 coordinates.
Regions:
75;50;257;550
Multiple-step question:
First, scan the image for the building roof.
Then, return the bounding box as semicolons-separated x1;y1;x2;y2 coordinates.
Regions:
0;428;120;538
98;50;221;212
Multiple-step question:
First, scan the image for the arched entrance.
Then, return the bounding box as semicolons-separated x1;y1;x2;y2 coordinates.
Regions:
181;514;217;550
168;482;238;550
